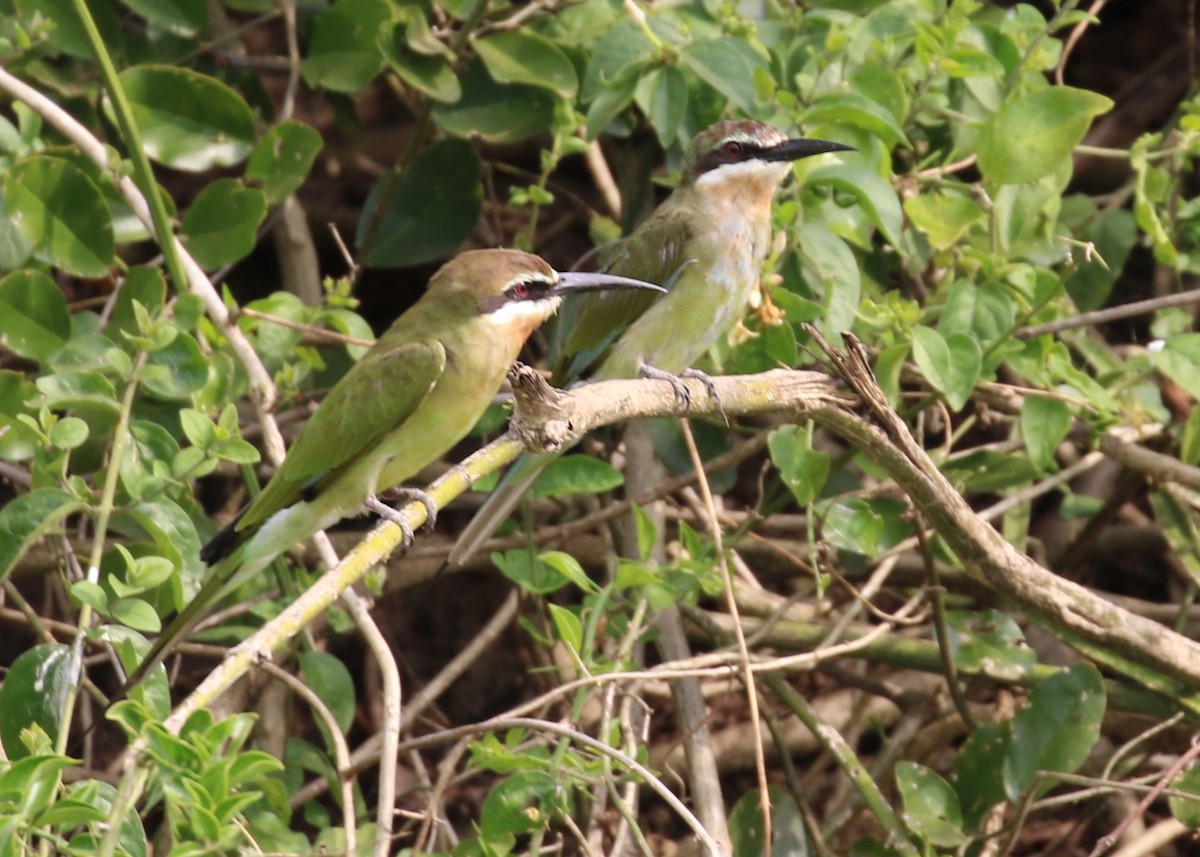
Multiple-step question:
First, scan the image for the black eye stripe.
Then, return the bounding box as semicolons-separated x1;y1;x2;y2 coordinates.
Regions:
507;280;552;300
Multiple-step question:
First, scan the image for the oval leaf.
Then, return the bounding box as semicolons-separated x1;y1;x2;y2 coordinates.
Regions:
532;454;624;498
978;86;1113;184
116;65;257;171
432;59;556;144
0;269;71;362
5;156;115;277
299;651;356;734
1003;663;1105;800
246;120;324;203
0;489;86;584
475;31;577;98
302;0;392;93
357;138;481;268
0;644;76;758
180;179;268;269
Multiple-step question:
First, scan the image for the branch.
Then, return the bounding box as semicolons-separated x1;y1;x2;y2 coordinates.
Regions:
161;356;1200;734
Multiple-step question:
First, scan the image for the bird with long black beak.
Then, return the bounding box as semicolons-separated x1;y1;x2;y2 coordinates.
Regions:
122;249;664;693
448;120;852;565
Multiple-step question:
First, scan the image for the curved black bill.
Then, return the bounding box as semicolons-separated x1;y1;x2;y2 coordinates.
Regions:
764;138;856;162
556;271;666;294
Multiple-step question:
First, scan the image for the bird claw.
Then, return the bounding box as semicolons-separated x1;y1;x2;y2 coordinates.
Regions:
381;486;439;534
638;363;722;412
364;488;437;547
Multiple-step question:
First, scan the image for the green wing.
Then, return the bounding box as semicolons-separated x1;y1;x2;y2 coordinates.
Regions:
555;205;695;381
238;339;447;530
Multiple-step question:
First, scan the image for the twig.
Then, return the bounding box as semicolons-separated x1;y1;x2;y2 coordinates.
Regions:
680;418;767;856
259;661;356;855
1015;286;1200;339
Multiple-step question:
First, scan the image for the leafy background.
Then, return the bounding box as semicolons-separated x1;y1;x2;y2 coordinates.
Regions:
2;0;1200;855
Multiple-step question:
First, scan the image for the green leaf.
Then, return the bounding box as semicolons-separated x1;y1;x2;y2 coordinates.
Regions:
978;86;1113;184
358;138;482;268
1020;395;1071;472
116;66;257;171
116;0;207;37
0;754;77;819
896;762;965;848
1003;663;1105;800
14;0;123;59
946;610;1036;681
303;0;393;93
636;66;688;149
475;31;577;98
0;269;70;362
803;92;909;148
5;156;114;277
1149;334;1200;400
953;722;1011;830
433;59;556;144
532;454;624;498
807;162;903;248
480;771;559;840
491;549;572;596
1170;765;1200;828
179;179;268;269
940;450;1039;494
681;39;766;113
768;425;829;506
379;22;461;104
794;223;861;338
728;786;809;857
246;121;324;204
299;651;356;734
911;326;981;411
547;604;583;652
822;498;885;558
110;598;162;633
0;194;34;269
141;331;209;400
904;192;986;251
537;551;598;593
0;489;85;584
0;644;76;758
48;417;88;450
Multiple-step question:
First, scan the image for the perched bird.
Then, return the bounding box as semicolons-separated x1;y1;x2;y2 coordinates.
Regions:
123;249;663;692
448;120;852;565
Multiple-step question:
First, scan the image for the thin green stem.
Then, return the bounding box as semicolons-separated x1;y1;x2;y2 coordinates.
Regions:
70;0;188;294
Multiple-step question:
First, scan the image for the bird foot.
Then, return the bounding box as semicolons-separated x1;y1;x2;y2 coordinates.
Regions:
637;363;721;411
364;488;437;546
381;486;439;533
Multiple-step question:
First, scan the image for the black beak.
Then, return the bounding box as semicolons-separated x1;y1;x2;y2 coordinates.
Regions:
555;271;666;295
763;138;855;162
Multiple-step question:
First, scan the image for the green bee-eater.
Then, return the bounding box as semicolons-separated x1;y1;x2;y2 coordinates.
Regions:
123;249;663;692
448;120;851;565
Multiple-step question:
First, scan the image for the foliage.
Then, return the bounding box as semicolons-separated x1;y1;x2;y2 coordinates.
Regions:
0;0;1199;854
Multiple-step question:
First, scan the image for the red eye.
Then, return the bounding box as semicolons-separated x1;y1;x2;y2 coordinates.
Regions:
723;141;743;158
512;282;529;298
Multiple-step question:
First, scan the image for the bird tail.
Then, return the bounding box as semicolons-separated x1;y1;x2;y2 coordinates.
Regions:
445;453;552;568
111;562;235;701
199;505;249;565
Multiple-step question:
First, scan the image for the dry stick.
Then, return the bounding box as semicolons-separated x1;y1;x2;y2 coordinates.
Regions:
1087;735;1200;857
679;419;771;857
289;590;521;809
796;327;1200;691
1015;285;1200;339
258;661;356;855
313;523;400;857
1054;0;1112;86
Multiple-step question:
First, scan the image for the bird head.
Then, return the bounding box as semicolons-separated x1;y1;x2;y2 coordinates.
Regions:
683;119;853;196
431;249;664;336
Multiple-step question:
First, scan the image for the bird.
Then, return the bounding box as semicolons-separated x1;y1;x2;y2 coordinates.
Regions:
121;249;664;693
447;119;852;566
